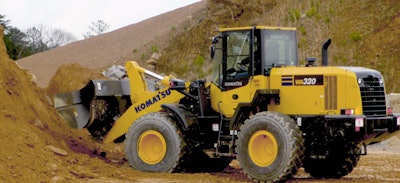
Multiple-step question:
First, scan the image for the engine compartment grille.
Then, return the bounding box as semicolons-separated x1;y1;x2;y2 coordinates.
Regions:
360;76;386;116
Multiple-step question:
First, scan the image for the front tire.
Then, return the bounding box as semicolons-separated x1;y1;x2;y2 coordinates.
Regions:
237;111;303;182
125;112;187;173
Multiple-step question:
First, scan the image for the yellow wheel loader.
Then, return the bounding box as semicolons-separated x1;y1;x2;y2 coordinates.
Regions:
55;26;400;182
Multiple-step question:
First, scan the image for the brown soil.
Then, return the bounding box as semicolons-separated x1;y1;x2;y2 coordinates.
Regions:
46;63;107;99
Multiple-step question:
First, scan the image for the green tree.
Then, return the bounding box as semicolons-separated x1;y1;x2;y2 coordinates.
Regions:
1;14;29;59
4;27;30;59
0;14;10;28
1;15;77;59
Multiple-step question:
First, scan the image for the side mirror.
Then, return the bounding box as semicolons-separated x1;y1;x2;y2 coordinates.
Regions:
212;36;219;44
210;45;215;59
210;36;222;60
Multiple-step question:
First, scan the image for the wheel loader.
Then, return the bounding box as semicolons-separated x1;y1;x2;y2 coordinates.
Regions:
54;26;400;182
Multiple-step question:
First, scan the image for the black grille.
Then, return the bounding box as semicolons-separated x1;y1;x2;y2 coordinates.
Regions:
360;76;386;116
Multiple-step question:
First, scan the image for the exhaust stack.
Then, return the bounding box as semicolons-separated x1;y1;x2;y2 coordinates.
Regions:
322;38;331;66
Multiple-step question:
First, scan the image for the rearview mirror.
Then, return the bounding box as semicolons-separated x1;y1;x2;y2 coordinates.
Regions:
212;36;219;44
210;45;215;59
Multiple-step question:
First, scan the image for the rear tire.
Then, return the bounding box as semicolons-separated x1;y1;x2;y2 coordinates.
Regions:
125;112;187;173
304;145;360;178
237;111;303;182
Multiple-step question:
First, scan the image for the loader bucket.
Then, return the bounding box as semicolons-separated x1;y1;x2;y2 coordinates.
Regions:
53;80;98;129
54;79;130;129
54;90;90;129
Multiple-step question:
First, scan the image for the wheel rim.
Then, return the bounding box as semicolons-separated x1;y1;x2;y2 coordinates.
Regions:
138;130;167;164
248;130;278;167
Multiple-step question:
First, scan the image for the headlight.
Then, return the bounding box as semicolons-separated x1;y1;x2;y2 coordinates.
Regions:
357;78;362;85
379;78;384;85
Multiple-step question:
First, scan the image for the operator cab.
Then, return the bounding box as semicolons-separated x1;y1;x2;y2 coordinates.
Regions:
211;26;298;90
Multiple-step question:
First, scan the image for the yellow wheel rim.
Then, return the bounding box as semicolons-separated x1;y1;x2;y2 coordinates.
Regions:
248;130;278;167
138;130;167;164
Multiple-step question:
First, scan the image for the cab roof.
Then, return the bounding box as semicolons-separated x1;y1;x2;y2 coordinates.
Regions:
219;26;296;32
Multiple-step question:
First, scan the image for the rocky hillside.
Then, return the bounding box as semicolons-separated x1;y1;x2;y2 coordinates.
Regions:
158;0;400;92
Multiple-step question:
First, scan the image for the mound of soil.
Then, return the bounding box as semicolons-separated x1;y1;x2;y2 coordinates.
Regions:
0;26;124;182
46;63;107;99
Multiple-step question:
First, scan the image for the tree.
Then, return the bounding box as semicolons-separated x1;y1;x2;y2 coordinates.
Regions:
46;28;77;48
4;27;30;59
25;25;48;52
1;14;29;59
24;25;77;53
2;15;77;60
0;14;10;28
83;20;110;39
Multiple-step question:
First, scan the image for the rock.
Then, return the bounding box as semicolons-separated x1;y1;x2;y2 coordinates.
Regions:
46;145;68;156
146;64;156;71
102;65;127;80
146;58;158;66
150;52;161;60
47;163;58;171
34;119;48;130
51;176;64;183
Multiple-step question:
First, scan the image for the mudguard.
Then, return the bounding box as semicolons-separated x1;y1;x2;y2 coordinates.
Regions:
161;103;189;130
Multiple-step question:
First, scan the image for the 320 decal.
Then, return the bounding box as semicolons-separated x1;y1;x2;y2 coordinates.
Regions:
294;75;323;86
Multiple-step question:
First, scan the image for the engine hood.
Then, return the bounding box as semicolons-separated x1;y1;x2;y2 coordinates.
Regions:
338;66;383;78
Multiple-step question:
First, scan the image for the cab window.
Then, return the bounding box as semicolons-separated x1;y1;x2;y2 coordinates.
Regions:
262;30;297;68
226;31;251;79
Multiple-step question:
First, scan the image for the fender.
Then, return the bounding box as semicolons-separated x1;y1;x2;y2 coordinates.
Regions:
161;103;190;131
229;89;281;130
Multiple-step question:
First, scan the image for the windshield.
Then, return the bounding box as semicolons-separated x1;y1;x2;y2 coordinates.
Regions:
262;29;297;68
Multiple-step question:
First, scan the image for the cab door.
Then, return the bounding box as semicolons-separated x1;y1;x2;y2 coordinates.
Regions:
210;29;254;118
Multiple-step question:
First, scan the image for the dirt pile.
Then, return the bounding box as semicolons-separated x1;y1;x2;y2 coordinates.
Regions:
0;26;124;182
46;63;107;99
0;26;68;182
